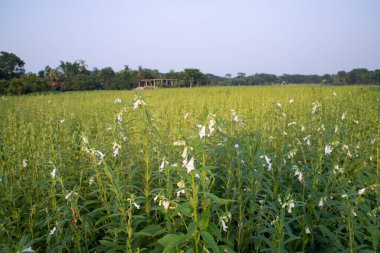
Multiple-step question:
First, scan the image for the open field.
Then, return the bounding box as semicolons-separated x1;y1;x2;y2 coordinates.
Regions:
0;86;379;252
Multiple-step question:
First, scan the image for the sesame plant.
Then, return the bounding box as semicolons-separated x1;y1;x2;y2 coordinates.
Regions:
0;86;379;252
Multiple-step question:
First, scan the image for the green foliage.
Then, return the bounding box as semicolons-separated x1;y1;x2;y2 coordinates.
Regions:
71;74;101;90
0;86;378;251
3;74;49;95
0;51;25;80
183;68;210;87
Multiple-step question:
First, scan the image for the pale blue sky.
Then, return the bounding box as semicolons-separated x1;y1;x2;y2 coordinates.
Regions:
1;0;379;76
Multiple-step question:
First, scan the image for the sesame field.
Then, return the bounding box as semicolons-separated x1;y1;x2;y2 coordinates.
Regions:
0;86;379;252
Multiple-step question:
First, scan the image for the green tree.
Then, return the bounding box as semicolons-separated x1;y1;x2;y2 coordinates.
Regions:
72;74;101;90
0;51;25;80
183;68;207;87
333;71;347;84
47;68;64;90
347;68;370;84
110;69;138;90
0;80;10;94
96;67;116;89
7;74;49;95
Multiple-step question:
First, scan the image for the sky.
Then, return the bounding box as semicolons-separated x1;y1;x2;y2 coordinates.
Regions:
0;0;379;76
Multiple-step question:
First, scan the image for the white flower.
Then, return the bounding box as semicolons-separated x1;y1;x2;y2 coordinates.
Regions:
294;170;303;183
133;203;140;209
276;102;282;108
288;149;297;158
287;201;295;213
358;188;366;195
60;119;65;124
301;125;305;132
341;194;348;199
353;120;359;124
50;168;56;179
82;136;89;145
264;155;272;171
352;210;357;217
234;144;239;149
305;227;311;234
114;98;122;104
289;98;294;104
133;98;146;109
208;118;215;135
95;150;105;161
318;198;324;207
181;147;188;159
49;226;57;235
199;125;206;139
324;145;333;155
117;113;122;125
231;110;239;122
89;176;94;185
162;200;170;210
65;191;75;200
184;112;191;120
21;247;35;252
282;198;295;213
311;102;321;114
177;180;185;189
159;160;165;170
221;220;228;232
173;140;186;146
334;125;339;133
332;92;337;97
159;158;168;172
176;181;186;196
113;143;121;157
184;157;195;174
22;159;28;167
341;113;346;120
333;165;344;174
220;212;231;231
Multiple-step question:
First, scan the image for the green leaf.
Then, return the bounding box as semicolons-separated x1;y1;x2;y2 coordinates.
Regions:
198;211;211;231
204;192;236;205
208;223;222;241
201;231;220;253
304;213;313;230
187;222;198;238
316;225;344;250
157;234;187;253
135;224;166;237
172;203;192;218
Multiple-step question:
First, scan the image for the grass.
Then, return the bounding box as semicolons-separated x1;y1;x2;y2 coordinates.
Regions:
0;86;379;252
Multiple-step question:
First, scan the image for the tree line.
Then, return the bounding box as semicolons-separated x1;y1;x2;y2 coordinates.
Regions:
1;51;379;95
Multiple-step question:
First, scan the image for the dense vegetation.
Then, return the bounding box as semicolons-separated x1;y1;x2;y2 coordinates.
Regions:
1;51;380;95
0;86;378;252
